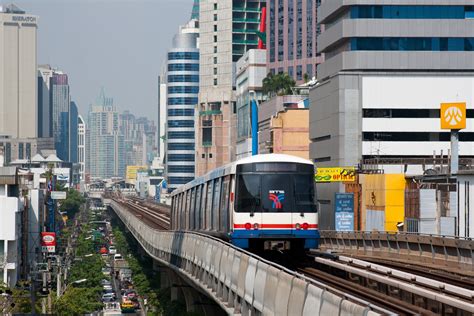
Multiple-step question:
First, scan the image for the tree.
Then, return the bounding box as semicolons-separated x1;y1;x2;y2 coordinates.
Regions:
59;189;85;219
262;72;296;97
54;287;103;315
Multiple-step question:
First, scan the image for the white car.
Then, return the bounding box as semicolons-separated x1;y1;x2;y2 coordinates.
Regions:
113;254;123;261
109;246;117;255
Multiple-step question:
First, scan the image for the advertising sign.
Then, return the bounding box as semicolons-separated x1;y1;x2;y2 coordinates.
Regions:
441;102;466;130
315;167;356;183
335;193;354;231
126;165;147;181
41;232;56;253
51;191;67;200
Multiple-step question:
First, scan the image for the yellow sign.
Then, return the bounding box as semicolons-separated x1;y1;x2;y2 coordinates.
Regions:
126;165;147;181
441;102;466;130
315;167;356;183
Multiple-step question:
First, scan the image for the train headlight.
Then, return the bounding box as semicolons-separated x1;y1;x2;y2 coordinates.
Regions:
295;223;301;230
302;223;309;230
244;223;252;230
253;223;259;230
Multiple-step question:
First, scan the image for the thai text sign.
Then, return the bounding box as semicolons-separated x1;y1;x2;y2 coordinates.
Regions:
41;232;56;253
335;193;354;232
51;191;67;200
315;167;356;182
441;102;466;130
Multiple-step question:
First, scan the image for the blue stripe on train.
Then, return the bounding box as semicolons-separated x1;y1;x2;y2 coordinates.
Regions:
230;229;320;249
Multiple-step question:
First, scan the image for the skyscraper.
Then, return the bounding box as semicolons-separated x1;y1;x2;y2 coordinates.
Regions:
78;115;86;181
51;72;70;161
0;5;38;139
38;65;53;138
266;0;323;83
87;89;125;179
196;0;266;176
165;19;199;191
69;101;79;163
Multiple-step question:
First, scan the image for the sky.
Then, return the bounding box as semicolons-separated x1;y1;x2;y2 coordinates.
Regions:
4;0;193;119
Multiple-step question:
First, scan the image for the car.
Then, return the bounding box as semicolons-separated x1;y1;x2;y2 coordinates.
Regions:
103;285;113;291
102;293;116;302
102;267;111;276
113;254;123;261
100;279;112;286
124;290;137;300
101;253;109;259
109;246;117;255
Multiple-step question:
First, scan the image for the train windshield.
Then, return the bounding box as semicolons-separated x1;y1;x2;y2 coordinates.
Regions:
236;172;316;213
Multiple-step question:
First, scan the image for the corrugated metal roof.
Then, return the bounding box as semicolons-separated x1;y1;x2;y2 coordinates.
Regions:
0;167;17;184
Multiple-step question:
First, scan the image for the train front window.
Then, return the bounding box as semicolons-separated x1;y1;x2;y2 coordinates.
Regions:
261;174;294;212
236;174;260;213
294;174;317;212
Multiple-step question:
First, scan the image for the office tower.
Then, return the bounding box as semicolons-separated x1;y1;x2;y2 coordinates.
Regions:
196;0;265;176
165;19;199;191
0;5;38;139
78;115;86;181
51;72;71;161
191;0;200;20
38;65;53;138
311;1;474;228
266;0;323;83
69;101;78;163
87;89;125;179
157;72;167;160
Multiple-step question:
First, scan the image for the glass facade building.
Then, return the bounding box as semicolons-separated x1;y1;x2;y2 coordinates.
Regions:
166;19;199;191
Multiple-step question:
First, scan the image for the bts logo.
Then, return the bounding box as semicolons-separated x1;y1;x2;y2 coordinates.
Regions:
269;190;285;209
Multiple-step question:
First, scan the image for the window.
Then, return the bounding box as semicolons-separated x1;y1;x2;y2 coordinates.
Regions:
214;46;217;53
202;120;212;145
297;65;303;80
236;174;260;213
214;78;218;85
214;68;217;75
168;63;199;71
214;25;217;32
213;57;217;64
168;165;195;173
350;5;471;19
214;35;217;42
168;131;195;139
168;109;195;117
269;0;276;62
212;178;221;230
168;97;199;105
168;86;199;94
18;143;24;159
261;174;294;212
288;0;294;61
168;75;199;83
306;64;313;79
206;181;213;229
168;143;195;151
296;0;303;59
294;174;317;212
214;3;217;10
169;177;194;184
168;154;195;161
168;52;199;60
363;132;474;142
306;0;313;58
209;153;213;158
214;14;217;21
288;66;294;78
351;37;474;52
168;120;194;128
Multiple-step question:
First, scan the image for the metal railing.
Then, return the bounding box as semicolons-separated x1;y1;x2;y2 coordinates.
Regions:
108;199;384;316
319;231;474;272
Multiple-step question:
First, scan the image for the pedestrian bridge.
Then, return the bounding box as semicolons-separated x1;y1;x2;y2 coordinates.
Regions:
105;199;381;316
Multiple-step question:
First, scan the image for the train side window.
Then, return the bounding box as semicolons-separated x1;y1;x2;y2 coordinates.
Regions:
220;176;230;232
201;183;207;229
195;185;202;230
186;190;192;230
170;197;175;229
206;180;214;230
181;192;187;230
190;188;196;230
213;178;222;231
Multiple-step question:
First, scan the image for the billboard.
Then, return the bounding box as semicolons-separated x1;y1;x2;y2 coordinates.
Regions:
51;191;67;200
41;232;56;253
335;193;354;231
440;102;466;130
126;165;147;181
315;167;356;183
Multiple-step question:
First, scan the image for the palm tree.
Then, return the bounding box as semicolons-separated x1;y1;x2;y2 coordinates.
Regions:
262;72;296;97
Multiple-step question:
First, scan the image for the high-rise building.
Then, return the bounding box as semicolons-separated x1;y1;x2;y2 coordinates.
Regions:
87;89;125;179
0;5;38;139
165;19;199;191
191;0;200;20
196;0;266;176
157;71;167;160
266;0;323;83
69;101;79;163
311;1;474;229
78;115;86;181
51;72;71;161
38;65;53;138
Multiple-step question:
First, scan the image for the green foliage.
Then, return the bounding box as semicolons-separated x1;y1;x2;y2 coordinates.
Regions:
54;287;103;315
59;189;85;219
262;72;296;97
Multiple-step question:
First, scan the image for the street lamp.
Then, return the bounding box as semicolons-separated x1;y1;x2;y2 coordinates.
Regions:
59;278;87;297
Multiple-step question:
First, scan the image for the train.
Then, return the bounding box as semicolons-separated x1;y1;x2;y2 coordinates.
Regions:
170;154;319;252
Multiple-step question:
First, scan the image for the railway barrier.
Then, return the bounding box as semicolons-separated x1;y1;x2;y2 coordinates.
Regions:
107;199;383;316
319;231;474;272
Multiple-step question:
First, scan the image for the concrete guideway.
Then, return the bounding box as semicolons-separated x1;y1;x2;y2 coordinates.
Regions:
319;230;474;274
106;199;383;316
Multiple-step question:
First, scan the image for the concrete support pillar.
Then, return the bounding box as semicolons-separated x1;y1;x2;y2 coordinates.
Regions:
152;260;171;290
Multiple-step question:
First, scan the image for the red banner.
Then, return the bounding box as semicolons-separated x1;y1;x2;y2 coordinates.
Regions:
41;232;56;253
